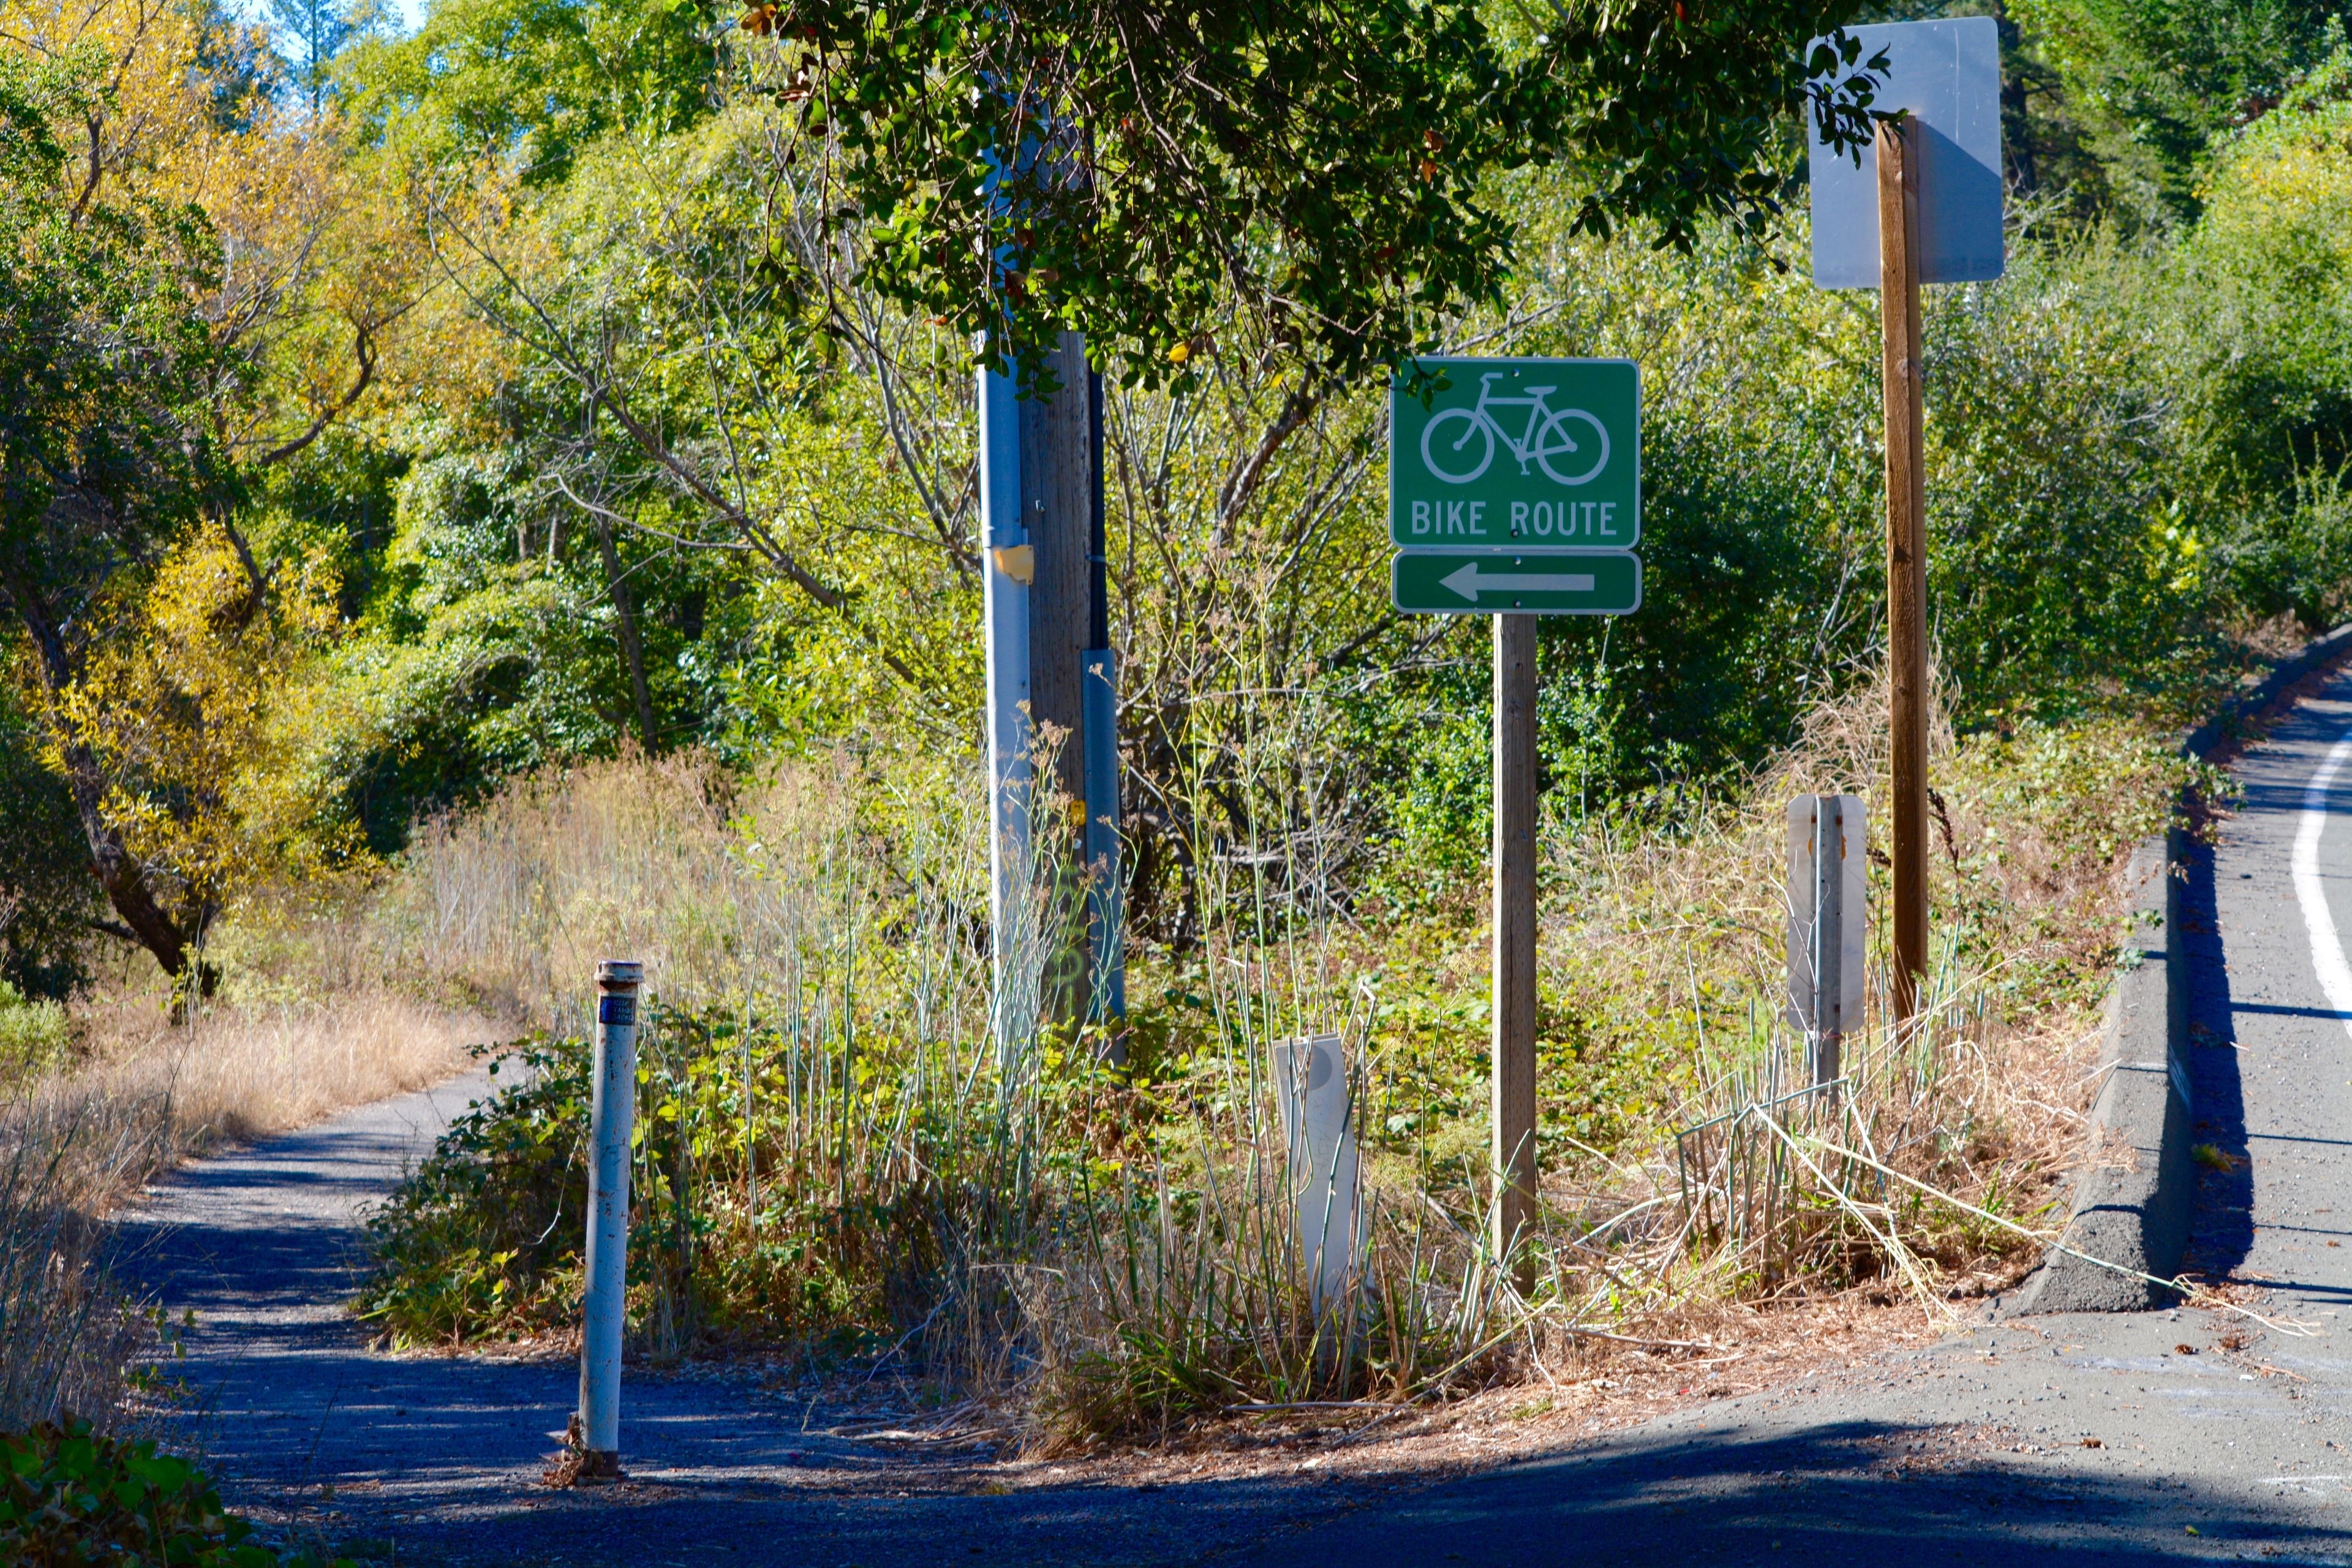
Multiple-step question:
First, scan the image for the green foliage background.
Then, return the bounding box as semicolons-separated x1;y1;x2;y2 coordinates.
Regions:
6;0;2352;969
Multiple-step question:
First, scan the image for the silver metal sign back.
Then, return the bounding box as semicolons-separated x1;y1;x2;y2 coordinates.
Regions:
1807;16;2004;288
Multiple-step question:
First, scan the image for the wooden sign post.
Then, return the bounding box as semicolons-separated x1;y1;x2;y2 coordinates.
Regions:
1878;116;1929;1023
1492;613;1539;1287
1807;14;2003;1024
1387;356;1642;1294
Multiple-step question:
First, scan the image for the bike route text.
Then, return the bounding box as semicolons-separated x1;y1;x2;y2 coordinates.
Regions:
1403;499;1626;542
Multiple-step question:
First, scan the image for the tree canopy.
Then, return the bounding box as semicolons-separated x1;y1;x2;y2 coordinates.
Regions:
753;0;1888;385
6;0;2352;1003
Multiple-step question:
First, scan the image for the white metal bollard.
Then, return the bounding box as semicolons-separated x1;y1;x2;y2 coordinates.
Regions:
1786;796;1867;1088
1272;1033;1361;1321
577;958;641;1481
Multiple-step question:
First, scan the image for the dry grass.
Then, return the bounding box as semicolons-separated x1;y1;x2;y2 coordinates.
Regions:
0;1093;157;1433
0;981;495;1436
298;749;911;1026
66;988;494;1159
1502;671;2190;1325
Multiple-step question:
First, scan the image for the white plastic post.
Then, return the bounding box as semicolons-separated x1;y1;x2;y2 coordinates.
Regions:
578;958;641;1480
1272;1033;1361;1320
1786;797;1867;1088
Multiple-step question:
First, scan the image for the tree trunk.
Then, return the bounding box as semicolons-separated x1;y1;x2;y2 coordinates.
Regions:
59;739;204;992
1;567;201;990
595;519;659;754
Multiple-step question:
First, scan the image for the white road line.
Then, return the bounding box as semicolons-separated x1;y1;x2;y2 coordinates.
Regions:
2291;732;2352;1040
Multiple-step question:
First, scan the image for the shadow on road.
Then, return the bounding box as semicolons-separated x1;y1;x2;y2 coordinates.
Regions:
1279;1419;2345;1568
322;1415;2348;1567
2178;827;2255;1281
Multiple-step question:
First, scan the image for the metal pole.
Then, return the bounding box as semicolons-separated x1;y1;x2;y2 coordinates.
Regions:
578;957;641;1481
1491;614;1538;1291
980;361;1032;1068
1081;366;1126;1044
1879;115;1930;1023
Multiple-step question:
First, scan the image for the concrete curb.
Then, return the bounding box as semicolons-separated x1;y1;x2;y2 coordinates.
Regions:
2005;622;2352;1315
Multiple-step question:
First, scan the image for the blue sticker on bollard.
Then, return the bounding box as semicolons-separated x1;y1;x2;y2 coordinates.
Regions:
598;994;638;1028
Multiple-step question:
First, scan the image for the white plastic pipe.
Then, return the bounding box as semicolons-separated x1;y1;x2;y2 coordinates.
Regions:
1272;1033;1360;1321
578;957;641;1477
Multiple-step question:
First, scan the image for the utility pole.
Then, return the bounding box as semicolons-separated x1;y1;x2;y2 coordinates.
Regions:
980;364;1031;1067
982;337;1123;1063
1878;115;1929;1023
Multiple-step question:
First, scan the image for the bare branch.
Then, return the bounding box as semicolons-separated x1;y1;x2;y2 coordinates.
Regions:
68;115;100;224
253;322;377;467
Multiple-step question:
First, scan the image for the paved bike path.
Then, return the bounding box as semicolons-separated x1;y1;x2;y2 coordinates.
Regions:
111;1073;1395;1565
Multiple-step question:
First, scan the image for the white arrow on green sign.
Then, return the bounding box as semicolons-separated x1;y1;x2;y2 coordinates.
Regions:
1392;551;1641;615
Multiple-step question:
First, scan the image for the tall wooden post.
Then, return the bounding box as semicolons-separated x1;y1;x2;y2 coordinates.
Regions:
1022;333;1106;1030
1878;116;1929;1023
1492;614;1539;1289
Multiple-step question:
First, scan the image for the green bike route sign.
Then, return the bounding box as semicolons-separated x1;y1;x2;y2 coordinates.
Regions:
1392;549;1642;615
1390;358;1639;551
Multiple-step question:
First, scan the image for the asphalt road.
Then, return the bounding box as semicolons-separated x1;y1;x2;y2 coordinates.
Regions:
113;669;2352;1565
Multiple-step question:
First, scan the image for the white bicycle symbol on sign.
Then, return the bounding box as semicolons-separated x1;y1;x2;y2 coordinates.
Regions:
1420;372;1610;486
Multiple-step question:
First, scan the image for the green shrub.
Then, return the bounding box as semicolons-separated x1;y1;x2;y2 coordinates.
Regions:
2179;46;2352;496
356;1038;592;1345
0;1416;349;1567
357;1027;905;1352
2225;465;2352;631
0;978;69;1082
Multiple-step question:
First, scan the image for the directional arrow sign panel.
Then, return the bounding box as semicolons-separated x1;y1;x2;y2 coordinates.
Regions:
1392;551;1641;616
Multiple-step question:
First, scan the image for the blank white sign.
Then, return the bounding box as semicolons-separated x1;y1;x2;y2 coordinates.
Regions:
1807;15;2005;288
1272;1033;1360;1318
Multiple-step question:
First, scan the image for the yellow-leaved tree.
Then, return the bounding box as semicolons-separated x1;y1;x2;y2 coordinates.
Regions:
43;528;367;990
0;0;423;1003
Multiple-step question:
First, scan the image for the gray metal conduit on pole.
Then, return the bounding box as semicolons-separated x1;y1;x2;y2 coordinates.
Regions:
577;957;641;1481
1082;366;1125;1031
